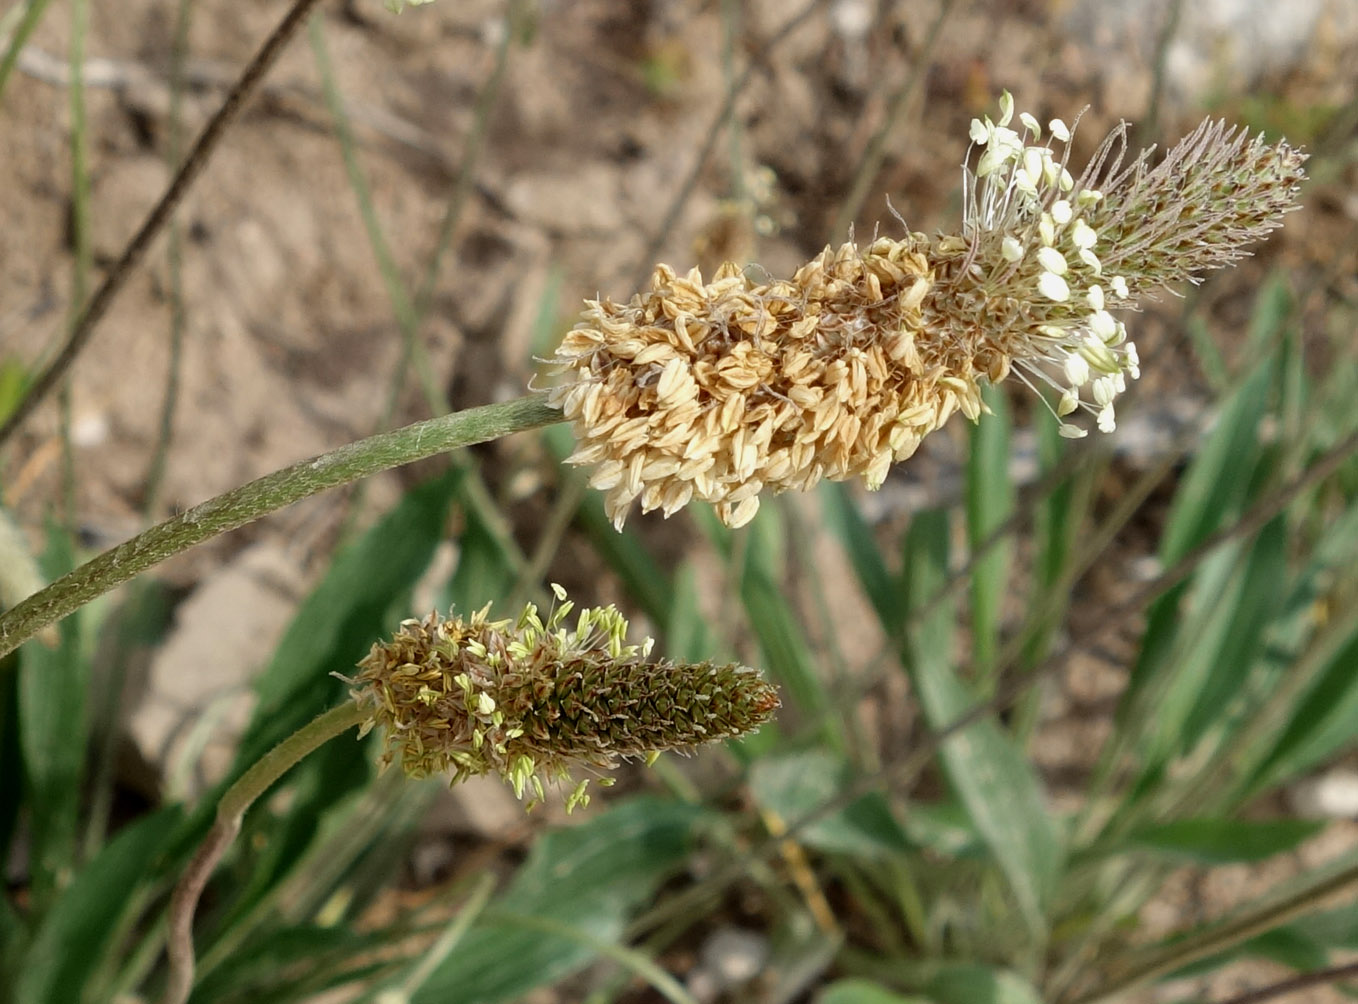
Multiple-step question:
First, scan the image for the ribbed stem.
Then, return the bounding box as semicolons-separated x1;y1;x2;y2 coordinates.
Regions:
0;395;562;661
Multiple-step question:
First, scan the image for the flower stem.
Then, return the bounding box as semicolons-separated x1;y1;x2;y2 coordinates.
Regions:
0;394;562;661
161;703;367;1004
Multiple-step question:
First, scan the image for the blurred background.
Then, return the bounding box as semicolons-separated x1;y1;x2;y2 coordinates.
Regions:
2;1;1358;1002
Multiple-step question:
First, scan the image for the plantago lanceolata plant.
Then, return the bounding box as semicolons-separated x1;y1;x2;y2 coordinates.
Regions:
0;52;1326;1003
163;586;776;1003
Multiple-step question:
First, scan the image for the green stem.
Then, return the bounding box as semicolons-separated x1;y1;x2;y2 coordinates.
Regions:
1068;859;1358;1004
0;394;562;661
161;703;367;1004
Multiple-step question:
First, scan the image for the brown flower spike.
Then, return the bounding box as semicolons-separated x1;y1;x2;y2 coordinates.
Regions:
548;94;1306;529
350;586;779;809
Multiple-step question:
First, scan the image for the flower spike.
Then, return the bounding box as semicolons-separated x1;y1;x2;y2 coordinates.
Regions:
350;588;779;809
548;96;1305;529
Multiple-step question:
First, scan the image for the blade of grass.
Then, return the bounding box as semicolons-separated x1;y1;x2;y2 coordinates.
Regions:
829;0;957;239
1121;818;1325;865
414;798;703;1004
1021;409;1093;672
17;528;88;914
819;482;903;637
724;503;840;744
1072;853;1358;1004
0;0;56;103
1244;612;1358;792
17;807;183;1004
1106;356;1278;781
900;509;1062;940
541;423;674;625
966;384;1014;685
309;12;534;599
1173;514;1287;752
634;0;822;281
381;874;497;1001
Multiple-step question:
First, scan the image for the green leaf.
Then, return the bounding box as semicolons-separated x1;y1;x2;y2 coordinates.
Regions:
18;526;88;912
414;797;702;1003
820;481;903;636
1023;411;1088;669
542;424;673;624
1248;618;1358;788
816;978;933;1004
1244;273;1294;359
1117;356;1277;747
1166;925;1328;981
0;652;22;886
1246;926;1328;972
965;384;1013;677
1126;818;1325;864
191;923;389;1004
444;496;515;612
750;750;912;858
1290;902;1358;949
18;807;182;1004
0;356;32;423
1154;514;1288;761
924;964;1045;1004
1163;356;1276;562
727;503;837;740
900;510;1062;934
666;561;717;663
899;800;985;858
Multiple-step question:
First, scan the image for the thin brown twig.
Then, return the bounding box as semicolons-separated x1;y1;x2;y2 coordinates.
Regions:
0;0;327;448
1214;959;1358;1004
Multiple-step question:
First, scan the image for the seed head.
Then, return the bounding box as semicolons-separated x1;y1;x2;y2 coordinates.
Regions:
548;93;1306;528
349;585;779;809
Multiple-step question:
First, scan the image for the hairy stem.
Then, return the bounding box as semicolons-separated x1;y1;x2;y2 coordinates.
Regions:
0;395;562;660
161;703;367;1004
0;0;326;447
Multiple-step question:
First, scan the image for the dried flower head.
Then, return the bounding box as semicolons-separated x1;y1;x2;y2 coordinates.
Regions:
349;585;779;809
547;93;1306;529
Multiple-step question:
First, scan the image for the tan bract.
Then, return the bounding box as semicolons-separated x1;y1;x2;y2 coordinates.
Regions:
550;241;982;529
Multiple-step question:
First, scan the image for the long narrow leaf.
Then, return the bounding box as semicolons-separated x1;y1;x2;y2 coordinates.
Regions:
415;798;702;1003
965;385;1013;679
820;482;903;636
900;510;1062;935
18;528;87;913
18;807;182;1004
